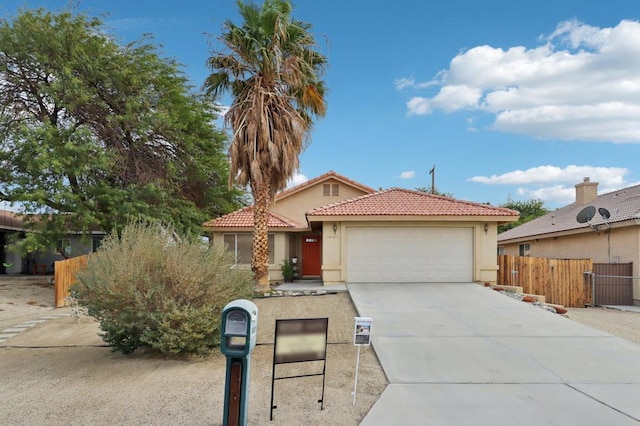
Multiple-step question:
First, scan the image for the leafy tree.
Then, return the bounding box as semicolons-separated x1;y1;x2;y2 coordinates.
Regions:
204;0;327;289
415;186;453;197
0;8;243;250
498;198;550;233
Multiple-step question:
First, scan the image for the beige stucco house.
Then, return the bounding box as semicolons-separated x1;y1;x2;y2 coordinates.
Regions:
204;171;519;286
498;178;640;304
0;209;102;275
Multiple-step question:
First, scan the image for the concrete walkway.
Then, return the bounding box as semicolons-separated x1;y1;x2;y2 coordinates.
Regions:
347;283;640;425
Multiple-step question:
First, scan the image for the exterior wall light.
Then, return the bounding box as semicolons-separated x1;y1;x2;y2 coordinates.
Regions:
333;223;338;234
484;223;489;234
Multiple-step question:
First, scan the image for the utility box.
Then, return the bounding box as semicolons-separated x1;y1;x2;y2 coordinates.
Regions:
220;299;258;426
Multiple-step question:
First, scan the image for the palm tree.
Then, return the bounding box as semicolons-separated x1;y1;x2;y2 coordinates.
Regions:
204;0;327;290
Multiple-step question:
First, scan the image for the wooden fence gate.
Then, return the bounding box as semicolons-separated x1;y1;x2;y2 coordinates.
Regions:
592;263;633;306
497;255;592;308
54;255;89;307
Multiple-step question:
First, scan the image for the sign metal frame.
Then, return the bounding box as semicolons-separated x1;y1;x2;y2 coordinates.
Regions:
270;317;329;421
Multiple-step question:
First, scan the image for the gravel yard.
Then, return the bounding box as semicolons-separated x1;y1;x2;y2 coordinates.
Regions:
566;306;640;345
497;287;640;346
1;277;387;425
2;276;639;425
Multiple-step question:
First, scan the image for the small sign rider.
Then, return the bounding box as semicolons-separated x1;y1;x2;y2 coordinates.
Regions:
352;317;372;405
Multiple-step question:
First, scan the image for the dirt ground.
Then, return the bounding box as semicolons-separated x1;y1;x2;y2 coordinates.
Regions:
2;277;640;425
0;275;56;327
566;306;640;345
0;276;387;425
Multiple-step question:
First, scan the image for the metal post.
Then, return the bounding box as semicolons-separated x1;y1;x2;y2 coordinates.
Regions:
591;272;596;308
352;345;361;406
429;165;435;194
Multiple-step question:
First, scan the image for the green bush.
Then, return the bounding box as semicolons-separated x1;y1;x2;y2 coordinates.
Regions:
75;220;254;356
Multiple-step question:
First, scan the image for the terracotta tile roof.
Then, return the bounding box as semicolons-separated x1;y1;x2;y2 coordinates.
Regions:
276;170;376;200
0;209;23;229
498;183;640;242
307;188;519;218
203;206;306;229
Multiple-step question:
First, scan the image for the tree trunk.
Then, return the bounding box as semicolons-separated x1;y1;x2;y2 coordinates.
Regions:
252;177;271;291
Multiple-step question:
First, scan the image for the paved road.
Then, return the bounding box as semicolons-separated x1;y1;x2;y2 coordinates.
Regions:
347;283;640;425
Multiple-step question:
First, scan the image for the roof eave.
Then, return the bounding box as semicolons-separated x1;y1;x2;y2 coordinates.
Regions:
276;171;375;201
203;226;310;233
307;214;520;222
498;218;640;244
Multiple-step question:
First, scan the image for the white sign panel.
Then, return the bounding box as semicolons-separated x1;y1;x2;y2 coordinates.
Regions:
353;317;372;346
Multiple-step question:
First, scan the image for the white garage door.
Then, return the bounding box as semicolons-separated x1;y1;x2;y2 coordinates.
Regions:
346;227;473;283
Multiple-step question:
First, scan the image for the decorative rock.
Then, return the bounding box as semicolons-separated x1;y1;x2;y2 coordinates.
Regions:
497;289;566;315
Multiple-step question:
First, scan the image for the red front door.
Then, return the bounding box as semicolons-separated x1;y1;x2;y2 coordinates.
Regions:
301;235;322;276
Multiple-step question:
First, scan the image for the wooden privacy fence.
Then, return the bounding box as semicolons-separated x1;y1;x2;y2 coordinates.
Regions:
497;255;592;308
54;255;89;307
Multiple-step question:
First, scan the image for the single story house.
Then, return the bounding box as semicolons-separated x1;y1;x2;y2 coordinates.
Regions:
204;171;519;285
498;178;640;304
0;209;102;275
0;210;23;274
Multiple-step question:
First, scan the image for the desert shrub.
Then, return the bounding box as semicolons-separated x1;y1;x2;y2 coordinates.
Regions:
75;220;254;356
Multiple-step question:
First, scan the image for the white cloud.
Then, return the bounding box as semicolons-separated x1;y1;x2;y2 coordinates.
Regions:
515;185;577;205
394;75;440;90
399;170;415;179
287;172;308;188
470;165;630;205
545;19;610;50
407;97;431;115
431;85;482;112
394;77;416;90
469;165;628;186
215;104;230;118
402;19;640;143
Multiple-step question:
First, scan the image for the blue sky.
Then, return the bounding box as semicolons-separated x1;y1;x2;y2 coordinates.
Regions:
2;0;640;209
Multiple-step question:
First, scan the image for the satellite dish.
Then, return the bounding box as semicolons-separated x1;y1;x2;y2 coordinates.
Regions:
598;207;611;220
576;206;596;224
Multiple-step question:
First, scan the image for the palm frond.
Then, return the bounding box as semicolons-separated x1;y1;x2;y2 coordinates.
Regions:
204;0;326;196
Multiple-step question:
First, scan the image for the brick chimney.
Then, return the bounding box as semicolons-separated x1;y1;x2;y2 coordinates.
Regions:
575;177;598;205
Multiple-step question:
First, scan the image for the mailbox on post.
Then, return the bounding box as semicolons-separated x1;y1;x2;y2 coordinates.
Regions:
220;299;258;426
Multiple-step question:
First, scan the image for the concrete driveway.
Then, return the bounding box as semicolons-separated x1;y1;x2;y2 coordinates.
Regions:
347;283;640;425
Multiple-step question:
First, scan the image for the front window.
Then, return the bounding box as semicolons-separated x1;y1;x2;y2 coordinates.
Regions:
224;233;275;264
519;243;530;257
497;246;505;255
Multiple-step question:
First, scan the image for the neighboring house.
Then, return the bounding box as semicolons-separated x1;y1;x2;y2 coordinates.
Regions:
0;209;102;275
498;178;640;304
0;210;23;274
204;171;519;285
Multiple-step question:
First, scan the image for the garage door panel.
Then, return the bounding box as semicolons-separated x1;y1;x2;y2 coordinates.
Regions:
346;227;473;283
